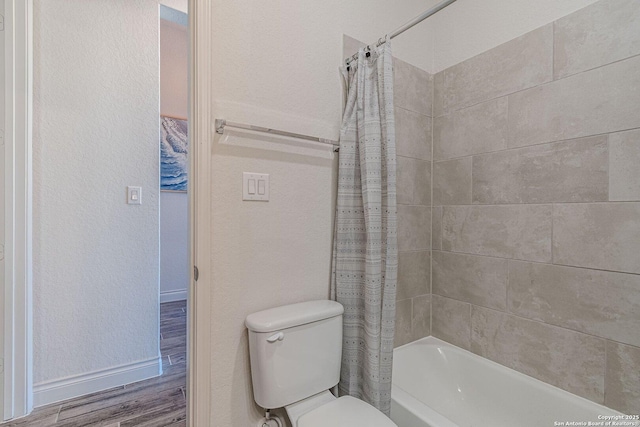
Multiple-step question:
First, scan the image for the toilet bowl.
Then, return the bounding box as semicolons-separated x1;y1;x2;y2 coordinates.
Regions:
245;300;397;427
285;390;396;427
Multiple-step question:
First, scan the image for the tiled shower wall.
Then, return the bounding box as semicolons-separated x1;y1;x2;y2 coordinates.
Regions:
431;0;640;413
393;59;433;347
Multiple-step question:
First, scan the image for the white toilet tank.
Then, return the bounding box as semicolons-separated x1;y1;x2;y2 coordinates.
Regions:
245;300;344;409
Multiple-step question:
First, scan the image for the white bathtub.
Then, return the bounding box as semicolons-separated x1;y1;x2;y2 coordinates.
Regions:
391;337;633;427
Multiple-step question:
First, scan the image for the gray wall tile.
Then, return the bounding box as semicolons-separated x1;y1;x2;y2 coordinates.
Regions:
509;55;640;148
434;25;553;116
433;251;507;311
397;156;431;206
423;2;640;411
472;136;609;204
508;261;640;347
394;298;413;348
396;107;432;160
397;251;430;301
610;129;640;201
412;295;431;340
431;295;471;350
553;203;640;274
605;341;640;414
442;205;552;262
433;71;444;117
398;205;431;251
471;306;606;403
432;206;442;251
394;59;432;117
433;97;508;160
554;0;640;79
433;157;472;206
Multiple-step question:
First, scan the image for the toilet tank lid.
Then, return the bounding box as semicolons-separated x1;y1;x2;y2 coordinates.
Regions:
245;300;344;333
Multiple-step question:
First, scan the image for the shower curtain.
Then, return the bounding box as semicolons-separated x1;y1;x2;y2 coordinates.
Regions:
331;40;398;416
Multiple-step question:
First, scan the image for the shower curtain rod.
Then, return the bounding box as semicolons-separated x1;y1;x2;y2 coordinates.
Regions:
345;0;457;66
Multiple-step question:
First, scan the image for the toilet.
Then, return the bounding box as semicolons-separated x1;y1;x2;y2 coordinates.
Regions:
245;300;397;427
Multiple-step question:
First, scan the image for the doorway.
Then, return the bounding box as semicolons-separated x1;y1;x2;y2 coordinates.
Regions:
1;0;216;423
2;0;191;425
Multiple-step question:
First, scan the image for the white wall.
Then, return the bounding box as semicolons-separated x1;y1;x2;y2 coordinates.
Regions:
161;20;188;120
32;0;160;391
425;0;600;72
160;0;187;14
208;1;443;426
211;0;440;142
160;18;189;301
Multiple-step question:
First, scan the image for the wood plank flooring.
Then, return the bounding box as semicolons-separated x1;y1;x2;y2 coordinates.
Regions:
2;301;187;427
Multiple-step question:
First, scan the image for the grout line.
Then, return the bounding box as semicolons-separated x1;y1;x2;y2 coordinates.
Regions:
433;247;640;277
468;302;472;347
551;204;555;265
429;72;435;337
436;294;640;349
552;20;557;81
433;51;640;119
397;153;432;162
395;103;432;118
505;261;510;313
605;134;611;201
604;340;609;404
469;154;473;204
433;126;640;164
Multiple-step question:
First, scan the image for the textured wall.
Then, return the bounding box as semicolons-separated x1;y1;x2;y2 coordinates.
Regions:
160;18;188;299
208;5;439;420
160;191;188;298
33;0;160;383
209;0;441;142
160;20;188;120
431;0;640;413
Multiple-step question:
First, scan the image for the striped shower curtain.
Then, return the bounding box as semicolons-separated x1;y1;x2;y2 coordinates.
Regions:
330;40;398;416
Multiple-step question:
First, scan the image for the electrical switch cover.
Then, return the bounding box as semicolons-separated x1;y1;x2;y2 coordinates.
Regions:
127;186;142;205
243;173;269;201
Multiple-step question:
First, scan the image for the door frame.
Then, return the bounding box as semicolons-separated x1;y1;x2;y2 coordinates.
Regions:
4;0;214;424
187;0;213;425
2;0;33;421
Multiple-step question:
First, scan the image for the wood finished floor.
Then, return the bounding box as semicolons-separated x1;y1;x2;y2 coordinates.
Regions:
3;301;187;427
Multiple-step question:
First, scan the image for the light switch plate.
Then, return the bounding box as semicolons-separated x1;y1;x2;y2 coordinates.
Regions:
127;186;142;205
243;172;269;201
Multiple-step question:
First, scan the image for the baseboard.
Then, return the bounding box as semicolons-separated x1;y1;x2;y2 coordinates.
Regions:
33;356;162;407
160;289;187;303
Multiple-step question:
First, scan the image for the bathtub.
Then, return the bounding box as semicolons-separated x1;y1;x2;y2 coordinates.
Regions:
391;337;633;427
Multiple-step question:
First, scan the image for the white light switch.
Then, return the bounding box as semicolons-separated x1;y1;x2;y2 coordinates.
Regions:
243;172;269;201
127;186;142;205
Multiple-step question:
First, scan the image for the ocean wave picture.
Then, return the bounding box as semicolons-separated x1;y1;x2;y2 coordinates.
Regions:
161;116;188;191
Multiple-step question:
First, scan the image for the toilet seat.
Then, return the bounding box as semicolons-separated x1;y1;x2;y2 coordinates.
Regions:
297;396;397;427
